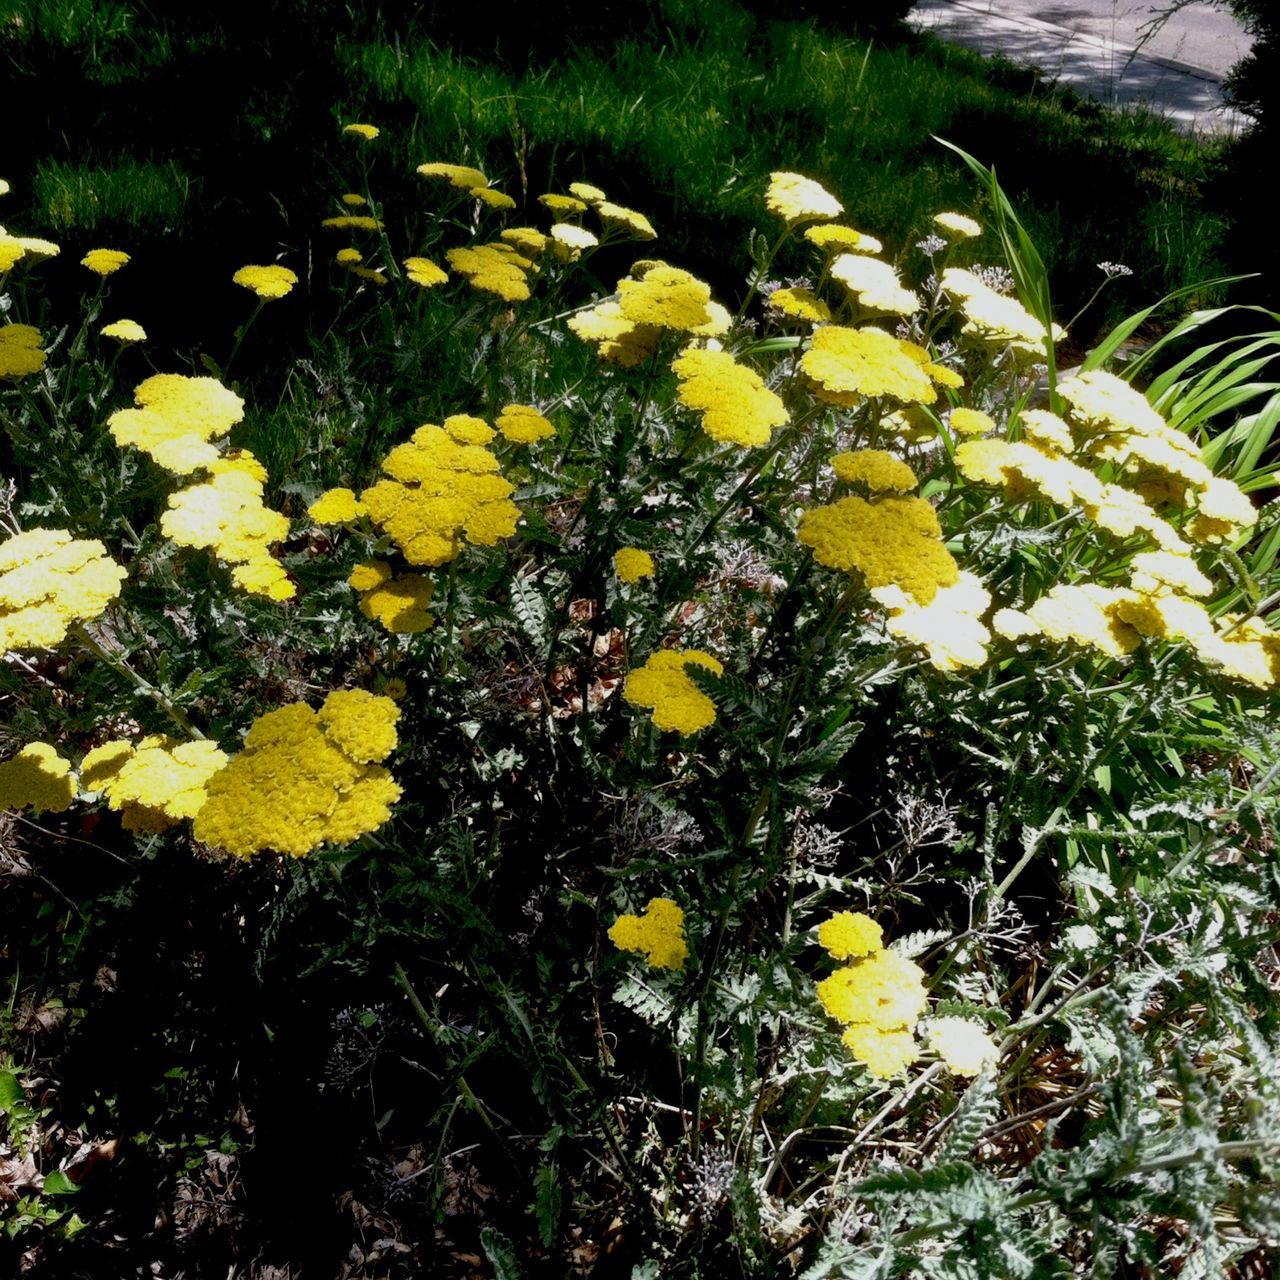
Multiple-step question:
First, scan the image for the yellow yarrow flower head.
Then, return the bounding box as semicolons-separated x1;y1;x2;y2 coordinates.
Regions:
108;373;244;474
798;493;959;605
831;254;921;317
17;237;60;261
101;319;146;344
233;264;298;300
336;248;364;267
343;122;380;141
308;488;366;523
831;449;918;494
1188;475;1257;545
81;736;229;832
317;688;401;764
842;1025;920;1078
0;236;27;272
801;326;938;407
767;287;832;324
614;547;656;584
495;403;555;445
596;201;657;241
160;454;293;600
443;414;496;445
321;215;383;232
623;649;722;735
671;347;788;448
617;266;720;332
404;256;448;288
609;897;688;970
341;193;367;207
539;192;588;217
471;186;516;210
568;181;607;205
993;584;1142;659
81;248;130;276
501;227;550;257
349;560;393;593
933;212;982;239
361;423;520;566
943;269;1065;354
766;171;842;225
924;1017;999;1075
948;408;995;437
0;743;76;814
445;244;531;303
817;911;884;961
550;223;599;262
1018;409;1075;455
567;300;660;368
0;324;46;379
816;949;928;1030
0;529;127;655
1129;550;1213;599
193;691;402;858
804;224;881;255
358;572;435;634
871;572;993;672
418;162;488;190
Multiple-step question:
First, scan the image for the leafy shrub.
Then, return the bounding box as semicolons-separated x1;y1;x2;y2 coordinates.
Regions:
2;129;1279;1276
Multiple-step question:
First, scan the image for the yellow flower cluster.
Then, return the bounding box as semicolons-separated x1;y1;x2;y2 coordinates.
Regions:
800;326;940;407
0;324;45;379
597;201;657;241
160;453;294;600
924;1017;999;1075
0;743;76;813
445;243;534;303
956;437;1185;553
539;193;587;216
609;897;688;970
815;914;927;1078
108;373;245;474
623;649;722;734
768;287;832;324
933;212;982;240
804;224;881;255
308;488;366;523
550;223;598;261
404;256;448;289
321;215;383;232
949;407;995;437
418;162;488;190
798;492;958;605
81;736;229;833
495;403;555;444
501;227;550;257
1;528;127;654
361;417;520;565
193;690;401;858
348;561;435;633
1057;370;1254;543
830;254;920;316
671;347;788;447
233;264;298;299
816;911;884;960
871;571;993;671
614;547;656;583
832;449;918;493
941;267;1064;354
765;172;843;225
81;248;130;276
343;123;380;141
101;319;146;343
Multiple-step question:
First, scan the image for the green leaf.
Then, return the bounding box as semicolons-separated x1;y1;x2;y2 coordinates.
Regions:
480;1226;523;1280
0;1070;24;1111
41;1170;77;1196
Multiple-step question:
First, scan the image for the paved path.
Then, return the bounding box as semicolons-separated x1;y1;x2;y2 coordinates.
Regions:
909;0;1252;135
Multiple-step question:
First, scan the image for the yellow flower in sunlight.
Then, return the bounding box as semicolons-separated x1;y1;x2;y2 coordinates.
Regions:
671;347;788;447
765;171;842;225
609;897;688;970
343;123;380;141
623;650;722;735
925;1017;999;1074
233;264;298;300
81;248;130;275
101;319;147;343
0;743;76;814
614;548;656;584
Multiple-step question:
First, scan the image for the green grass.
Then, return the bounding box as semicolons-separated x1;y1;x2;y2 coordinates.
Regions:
3;0;1231;345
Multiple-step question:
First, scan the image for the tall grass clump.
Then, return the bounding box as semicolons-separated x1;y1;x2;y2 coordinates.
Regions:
1;122;1279;1277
